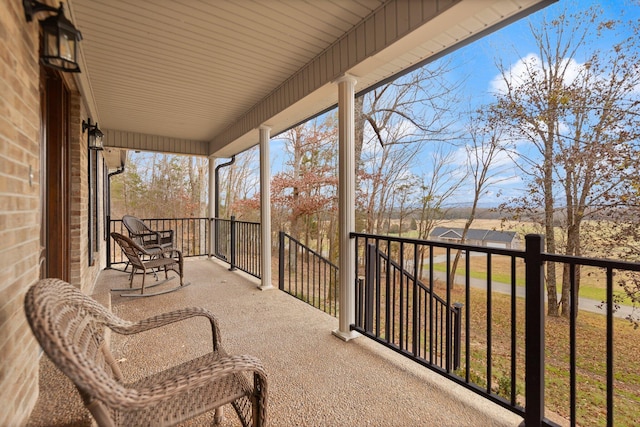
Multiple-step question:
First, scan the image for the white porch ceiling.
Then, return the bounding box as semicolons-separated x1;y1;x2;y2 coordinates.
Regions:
68;0;554;158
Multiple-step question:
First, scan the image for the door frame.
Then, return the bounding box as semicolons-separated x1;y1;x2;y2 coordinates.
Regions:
40;67;71;281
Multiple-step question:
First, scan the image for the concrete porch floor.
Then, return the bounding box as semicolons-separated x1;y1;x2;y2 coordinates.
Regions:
27;258;523;426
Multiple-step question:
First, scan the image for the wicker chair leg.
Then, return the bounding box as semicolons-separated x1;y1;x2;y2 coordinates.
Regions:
214;407;224;424
140;267;146;294
252;395;259;427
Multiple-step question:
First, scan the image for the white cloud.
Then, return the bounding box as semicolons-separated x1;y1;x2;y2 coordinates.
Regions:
489;53;584;95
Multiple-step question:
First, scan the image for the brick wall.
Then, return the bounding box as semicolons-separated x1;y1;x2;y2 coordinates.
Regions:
0;1;105;424
0;0;45;424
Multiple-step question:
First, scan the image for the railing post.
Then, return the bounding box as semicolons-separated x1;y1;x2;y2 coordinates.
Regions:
207;218;211;258
364;243;376;333
214;218;220;258
452;302;464;371
524;234;545;426
106;215;112;268
229;215;237;271
278;231;285;290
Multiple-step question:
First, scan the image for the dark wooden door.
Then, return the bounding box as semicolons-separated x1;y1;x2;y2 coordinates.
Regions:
40;67;70;281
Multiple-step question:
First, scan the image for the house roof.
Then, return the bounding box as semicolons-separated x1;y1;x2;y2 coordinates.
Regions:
431;227;517;243
68;0;554;158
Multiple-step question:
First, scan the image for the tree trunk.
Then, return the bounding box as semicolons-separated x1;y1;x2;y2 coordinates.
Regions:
543;130;559;316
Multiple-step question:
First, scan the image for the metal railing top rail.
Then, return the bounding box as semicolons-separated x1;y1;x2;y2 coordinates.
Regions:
352;231;640;271
543;252;640;271
350;231;525;258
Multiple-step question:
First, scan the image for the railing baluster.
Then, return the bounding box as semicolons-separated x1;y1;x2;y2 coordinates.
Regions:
570;263;577;427
412;243;419;357
446;247;451;371
606;267;614;427
375;238;381;337
453;302;463;371
486;253;492;392
510;256;517;406
365;243;375;333
429;246;434;366
465;249;471;383
278;231;284;290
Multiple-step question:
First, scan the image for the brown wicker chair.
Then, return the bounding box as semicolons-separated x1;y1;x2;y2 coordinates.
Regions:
111;231;188;296
122;215;175;251
24;278;268;427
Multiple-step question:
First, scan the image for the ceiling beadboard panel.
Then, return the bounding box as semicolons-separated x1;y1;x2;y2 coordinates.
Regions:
69;0;555;157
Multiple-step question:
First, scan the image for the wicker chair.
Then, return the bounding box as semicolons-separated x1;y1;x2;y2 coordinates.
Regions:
24;278;268;427
111;232;188;296
122;215;175;251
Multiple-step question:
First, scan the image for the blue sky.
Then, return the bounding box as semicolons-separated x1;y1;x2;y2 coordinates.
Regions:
442;0;640;206
455;0;640;100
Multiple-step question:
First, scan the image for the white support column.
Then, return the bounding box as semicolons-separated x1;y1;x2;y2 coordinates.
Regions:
259;125;274;290
332;74;359;341
208;156;217;258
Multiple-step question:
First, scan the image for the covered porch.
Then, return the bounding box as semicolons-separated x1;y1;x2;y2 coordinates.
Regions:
27;258;522;426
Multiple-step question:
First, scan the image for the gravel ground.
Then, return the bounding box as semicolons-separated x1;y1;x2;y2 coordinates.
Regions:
27;258;524;427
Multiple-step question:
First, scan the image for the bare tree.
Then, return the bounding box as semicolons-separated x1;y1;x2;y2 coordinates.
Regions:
358;128;424;234
449;109;511;287
410;144;467;280
354;60;462;235
491;4;640;316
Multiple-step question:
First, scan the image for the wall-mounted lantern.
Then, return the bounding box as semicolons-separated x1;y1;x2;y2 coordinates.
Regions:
82;118;104;150
23;1;83;73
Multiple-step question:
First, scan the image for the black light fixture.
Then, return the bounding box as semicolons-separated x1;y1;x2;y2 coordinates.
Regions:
23;1;83;73
82;118;104;150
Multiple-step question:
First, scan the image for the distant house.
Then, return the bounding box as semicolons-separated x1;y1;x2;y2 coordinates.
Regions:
430;227;520;249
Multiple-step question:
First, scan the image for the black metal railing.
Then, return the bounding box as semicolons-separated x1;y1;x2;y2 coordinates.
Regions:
108;216;209;266
105;217;637;426
211;216;261;278
351;232;640;427
355;241;463;371
536;247;640;427
278;231;339;317
351;232;529;419
108;216;261;279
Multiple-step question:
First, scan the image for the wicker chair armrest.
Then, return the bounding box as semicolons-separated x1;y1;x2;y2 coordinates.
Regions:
158;246;181;257
142;243;163;251
135;231;159;238
108;307;221;350
109;354;267;410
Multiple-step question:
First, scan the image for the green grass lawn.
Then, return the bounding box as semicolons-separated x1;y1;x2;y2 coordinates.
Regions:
438;282;640;427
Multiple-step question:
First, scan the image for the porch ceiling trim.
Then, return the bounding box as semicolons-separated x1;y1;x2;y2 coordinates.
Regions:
105;130;208;157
